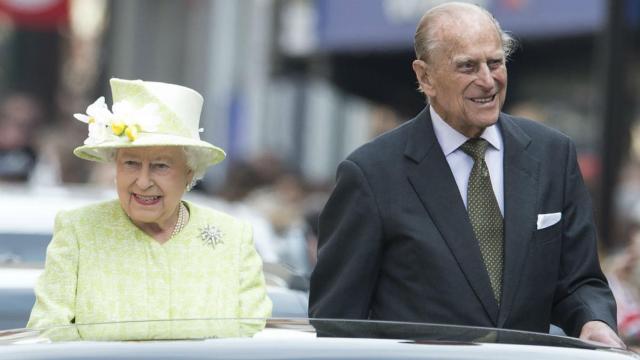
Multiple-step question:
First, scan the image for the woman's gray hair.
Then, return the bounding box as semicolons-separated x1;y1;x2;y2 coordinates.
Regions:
182;146;209;191
108;146;209;191
414;3;518;64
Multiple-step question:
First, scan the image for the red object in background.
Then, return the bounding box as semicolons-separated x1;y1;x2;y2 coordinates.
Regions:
0;0;68;30
501;0;528;12
577;152;601;184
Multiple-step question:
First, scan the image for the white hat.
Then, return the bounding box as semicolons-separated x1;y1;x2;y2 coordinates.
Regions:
73;78;226;167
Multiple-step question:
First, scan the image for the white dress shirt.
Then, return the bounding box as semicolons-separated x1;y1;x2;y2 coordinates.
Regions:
430;106;504;215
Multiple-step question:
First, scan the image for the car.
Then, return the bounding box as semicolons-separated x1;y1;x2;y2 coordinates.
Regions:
0;318;637;359
0;184;308;330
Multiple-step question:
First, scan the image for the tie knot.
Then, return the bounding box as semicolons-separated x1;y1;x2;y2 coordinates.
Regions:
460;138;489;161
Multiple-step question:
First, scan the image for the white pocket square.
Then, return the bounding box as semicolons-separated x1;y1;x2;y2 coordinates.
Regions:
537;212;561;230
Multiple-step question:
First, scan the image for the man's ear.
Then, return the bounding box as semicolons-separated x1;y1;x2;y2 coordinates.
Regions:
412;59;436;97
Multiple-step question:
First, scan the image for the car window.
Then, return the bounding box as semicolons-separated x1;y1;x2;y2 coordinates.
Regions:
0;233;49;265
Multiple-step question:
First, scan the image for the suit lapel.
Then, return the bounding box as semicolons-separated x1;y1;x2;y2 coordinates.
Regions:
405;108;499;324
496;115;540;327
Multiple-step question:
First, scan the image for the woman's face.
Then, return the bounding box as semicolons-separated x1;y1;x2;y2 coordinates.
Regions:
115;146;193;230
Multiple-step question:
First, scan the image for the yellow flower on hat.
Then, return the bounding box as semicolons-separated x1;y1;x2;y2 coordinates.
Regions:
111;101;160;141
125;124;140;141
75;97;161;146
111;121;126;136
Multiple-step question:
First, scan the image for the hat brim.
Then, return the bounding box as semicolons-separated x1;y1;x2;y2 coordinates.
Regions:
73;133;226;167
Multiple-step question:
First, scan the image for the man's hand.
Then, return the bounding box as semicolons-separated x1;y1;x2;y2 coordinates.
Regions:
579;321;626;348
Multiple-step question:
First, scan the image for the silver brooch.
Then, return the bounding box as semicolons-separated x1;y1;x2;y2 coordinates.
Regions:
200;224;224;249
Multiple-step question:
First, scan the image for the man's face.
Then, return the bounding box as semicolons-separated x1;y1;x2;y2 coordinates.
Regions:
414;19;507;138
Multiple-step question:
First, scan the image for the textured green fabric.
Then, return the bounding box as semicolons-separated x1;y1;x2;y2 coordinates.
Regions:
27;200;272;340
460;138;503;304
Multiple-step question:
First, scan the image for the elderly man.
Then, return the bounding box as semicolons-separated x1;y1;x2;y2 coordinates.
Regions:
309;2;623;347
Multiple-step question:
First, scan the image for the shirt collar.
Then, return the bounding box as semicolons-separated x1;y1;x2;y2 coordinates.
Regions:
430;106;502;156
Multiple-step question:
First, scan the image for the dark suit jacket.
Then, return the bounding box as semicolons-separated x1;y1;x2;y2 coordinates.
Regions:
309;108;617;337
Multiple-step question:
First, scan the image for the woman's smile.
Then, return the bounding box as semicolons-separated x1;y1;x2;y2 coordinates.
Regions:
132;193;162;206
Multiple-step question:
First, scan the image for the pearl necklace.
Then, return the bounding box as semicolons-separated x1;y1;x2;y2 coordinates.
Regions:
170;202;188;238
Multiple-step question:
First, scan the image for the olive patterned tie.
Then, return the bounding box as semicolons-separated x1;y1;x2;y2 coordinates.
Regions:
460;138;503;304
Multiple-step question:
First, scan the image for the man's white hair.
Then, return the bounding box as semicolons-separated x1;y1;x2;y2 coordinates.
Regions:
414;2;518;64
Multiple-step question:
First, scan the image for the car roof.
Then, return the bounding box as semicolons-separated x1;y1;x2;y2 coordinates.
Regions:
0;339;633;360
0;319;635;360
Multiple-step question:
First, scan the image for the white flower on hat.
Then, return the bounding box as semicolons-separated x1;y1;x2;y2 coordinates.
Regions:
74;97;115;146
74;96;111;124
85;120;114;146
111;101;161;141
75;97;161;144
73;78;226;169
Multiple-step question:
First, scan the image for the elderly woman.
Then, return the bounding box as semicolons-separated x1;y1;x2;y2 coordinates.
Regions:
27;78;272;339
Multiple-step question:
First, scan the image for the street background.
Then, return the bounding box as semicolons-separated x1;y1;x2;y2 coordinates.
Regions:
1;0;640;340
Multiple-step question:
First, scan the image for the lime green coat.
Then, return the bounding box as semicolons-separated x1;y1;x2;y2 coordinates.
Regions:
28;200;272;339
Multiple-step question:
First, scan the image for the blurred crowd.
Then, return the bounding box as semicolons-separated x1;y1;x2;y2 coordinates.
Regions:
214;153;330;277
605;160;640;345
0;92;43;182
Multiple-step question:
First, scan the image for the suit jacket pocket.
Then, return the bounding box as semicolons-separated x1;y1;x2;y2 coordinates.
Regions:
533;220;562;246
